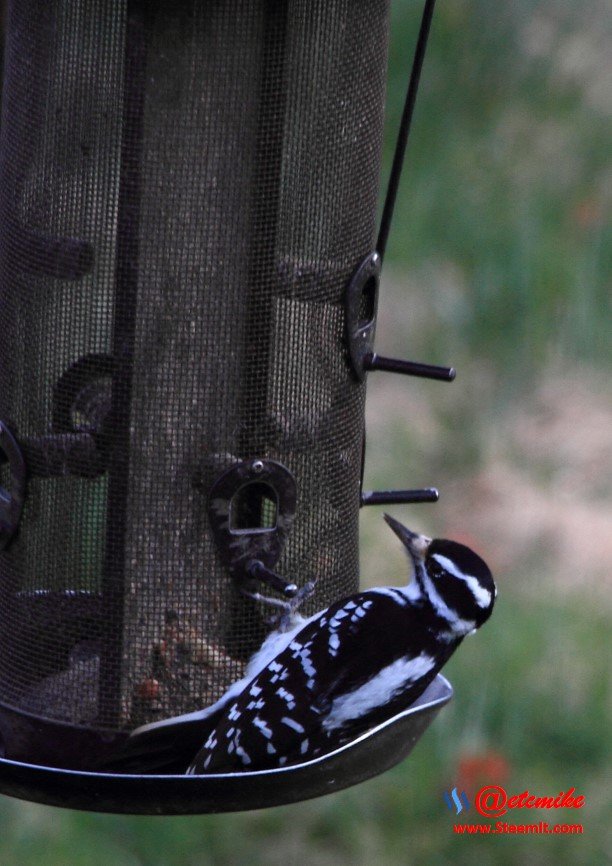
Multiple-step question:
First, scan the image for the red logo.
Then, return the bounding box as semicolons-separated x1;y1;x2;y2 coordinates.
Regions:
475;786;585;818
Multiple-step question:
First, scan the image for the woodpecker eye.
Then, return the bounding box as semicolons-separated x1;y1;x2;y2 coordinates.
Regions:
428;560;445;580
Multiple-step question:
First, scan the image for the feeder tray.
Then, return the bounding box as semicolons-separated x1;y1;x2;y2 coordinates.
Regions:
0;0;456;812
0;676;452;814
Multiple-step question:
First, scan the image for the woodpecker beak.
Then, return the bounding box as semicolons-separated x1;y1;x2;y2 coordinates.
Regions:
383;514;431;563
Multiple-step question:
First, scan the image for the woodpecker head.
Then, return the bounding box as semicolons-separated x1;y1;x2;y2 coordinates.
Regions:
383;514;496;637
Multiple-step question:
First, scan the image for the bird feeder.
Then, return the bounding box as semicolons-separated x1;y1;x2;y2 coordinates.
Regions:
0;0;454;813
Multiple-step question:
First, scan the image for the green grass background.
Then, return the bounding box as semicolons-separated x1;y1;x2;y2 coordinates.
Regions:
0;1;610;863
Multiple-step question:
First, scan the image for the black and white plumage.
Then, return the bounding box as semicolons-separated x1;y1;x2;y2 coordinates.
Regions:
119;515;495;775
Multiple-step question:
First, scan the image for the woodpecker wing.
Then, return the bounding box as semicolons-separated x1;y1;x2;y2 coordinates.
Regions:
188;589;455;774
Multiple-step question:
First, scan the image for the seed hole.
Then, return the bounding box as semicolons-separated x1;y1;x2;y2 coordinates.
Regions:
230;482;278;532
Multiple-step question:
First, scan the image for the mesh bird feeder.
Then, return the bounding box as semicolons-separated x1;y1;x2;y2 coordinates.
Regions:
0;0;455;813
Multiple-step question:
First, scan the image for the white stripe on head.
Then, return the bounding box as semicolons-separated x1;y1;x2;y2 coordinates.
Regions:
431;553;492;608
422;571;476;636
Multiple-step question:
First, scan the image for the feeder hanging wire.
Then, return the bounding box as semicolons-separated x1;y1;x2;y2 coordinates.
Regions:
377;0;437;261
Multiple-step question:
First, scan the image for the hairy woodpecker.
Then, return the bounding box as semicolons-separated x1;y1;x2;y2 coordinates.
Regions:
118;515;495;774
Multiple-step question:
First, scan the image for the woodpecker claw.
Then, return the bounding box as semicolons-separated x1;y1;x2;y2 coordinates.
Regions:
240;578;318;632
239;588;290;612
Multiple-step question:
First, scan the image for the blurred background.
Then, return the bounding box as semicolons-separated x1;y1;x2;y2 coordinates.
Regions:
0;0;609;863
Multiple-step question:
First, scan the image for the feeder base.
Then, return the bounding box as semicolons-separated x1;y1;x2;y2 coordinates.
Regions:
0;675;451;814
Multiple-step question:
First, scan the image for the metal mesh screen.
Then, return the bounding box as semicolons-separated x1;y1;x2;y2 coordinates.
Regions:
0;0;389;767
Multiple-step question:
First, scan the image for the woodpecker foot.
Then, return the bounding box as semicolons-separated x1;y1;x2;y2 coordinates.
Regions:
241;579;317;632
